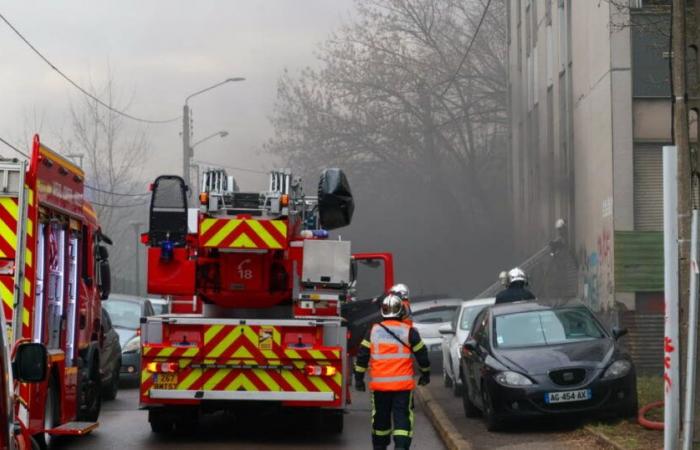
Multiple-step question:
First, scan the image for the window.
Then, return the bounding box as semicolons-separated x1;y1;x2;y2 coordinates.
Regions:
459;304;490;331
102;299;142;330
494;308;605;349
413;306;458;324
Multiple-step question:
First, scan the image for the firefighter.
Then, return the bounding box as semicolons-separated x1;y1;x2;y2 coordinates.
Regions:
495;267;536;304
354;294;430;450
389;283;412;325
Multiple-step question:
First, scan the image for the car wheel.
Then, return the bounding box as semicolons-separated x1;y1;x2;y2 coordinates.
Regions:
622;390;639;420
443;369;453;388
461;374;480;418
102;363;120;401
452;368;463;397
481;382;503;432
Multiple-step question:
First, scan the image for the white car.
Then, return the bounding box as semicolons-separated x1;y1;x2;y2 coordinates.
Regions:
411;298;464;370
439;298;495;395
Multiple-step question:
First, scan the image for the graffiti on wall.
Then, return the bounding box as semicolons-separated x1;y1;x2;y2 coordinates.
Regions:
580;226;613;311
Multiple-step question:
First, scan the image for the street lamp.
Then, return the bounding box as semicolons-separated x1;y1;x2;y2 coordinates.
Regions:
182;77;245;190
191;130;228;149
191;131;228;192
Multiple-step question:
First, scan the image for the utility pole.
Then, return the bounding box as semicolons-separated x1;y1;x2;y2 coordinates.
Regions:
131;222;143;296
671;0;692;445
182;104;191;190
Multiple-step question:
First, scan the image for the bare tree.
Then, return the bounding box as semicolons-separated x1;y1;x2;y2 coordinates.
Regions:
60;73;151;294
267;0;511;294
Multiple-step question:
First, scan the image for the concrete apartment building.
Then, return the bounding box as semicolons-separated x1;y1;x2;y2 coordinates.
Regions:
507;0;673;369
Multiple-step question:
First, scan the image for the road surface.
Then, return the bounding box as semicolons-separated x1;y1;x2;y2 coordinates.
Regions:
59;385;445;449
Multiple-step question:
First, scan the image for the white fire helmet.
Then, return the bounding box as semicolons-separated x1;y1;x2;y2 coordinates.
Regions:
381;294;405;319
389;283;410;300
507;267;528;286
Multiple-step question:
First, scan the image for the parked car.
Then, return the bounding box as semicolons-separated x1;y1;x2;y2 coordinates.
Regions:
460;300;637;431
439;298;495;396
149;297;170;315
411;298;463;370
100;307;122;400
103;294;155;380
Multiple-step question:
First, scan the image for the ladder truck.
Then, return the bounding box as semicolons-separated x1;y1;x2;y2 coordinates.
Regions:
140;167;394;433
0;135;111;448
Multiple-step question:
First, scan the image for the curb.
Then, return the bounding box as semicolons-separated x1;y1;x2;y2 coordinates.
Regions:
415;385;472;450
582;425;626;450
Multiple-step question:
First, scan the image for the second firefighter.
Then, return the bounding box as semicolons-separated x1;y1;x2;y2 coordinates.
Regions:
354;294;430;450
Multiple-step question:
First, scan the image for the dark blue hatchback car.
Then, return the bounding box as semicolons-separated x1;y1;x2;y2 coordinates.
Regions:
459;300;637;431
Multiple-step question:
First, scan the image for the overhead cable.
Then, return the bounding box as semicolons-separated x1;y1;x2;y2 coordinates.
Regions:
0;136;29;158
439;0;493;97
0;12;180;124
85;185;149;197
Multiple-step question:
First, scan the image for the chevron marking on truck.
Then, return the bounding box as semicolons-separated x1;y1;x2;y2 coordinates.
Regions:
141;324;342;400
198;218;288;249
0;187;36;335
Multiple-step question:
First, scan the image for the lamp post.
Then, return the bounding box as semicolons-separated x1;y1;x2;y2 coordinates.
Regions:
183;78;244;190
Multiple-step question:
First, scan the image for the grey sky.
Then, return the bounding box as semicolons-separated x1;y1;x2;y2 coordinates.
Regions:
1;0;353;190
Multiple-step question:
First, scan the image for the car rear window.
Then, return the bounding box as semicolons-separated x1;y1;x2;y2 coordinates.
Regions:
413;306;457;324
494;307;605;348
103;300;142;329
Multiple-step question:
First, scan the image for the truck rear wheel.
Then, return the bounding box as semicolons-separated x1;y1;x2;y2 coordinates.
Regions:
35;377;59;449
149;409;174;434
323;410;344;434
77;353;101;422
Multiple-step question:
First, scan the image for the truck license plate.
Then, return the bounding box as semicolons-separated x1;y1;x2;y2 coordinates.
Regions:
154;373;178;390
545;389;591;404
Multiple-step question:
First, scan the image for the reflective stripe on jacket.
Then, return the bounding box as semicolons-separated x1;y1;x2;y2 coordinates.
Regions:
369;320;415;391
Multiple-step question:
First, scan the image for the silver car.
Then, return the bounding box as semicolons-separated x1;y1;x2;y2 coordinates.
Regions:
411;298;463;371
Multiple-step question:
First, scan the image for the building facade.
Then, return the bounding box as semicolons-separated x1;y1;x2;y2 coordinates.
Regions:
507;0;673;369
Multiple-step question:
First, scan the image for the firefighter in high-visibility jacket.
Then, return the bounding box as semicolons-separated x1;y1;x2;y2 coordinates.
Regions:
354;294;430;450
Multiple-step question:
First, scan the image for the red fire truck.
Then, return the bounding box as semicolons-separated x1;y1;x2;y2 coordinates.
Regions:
0;135;111;448
140;168;393;433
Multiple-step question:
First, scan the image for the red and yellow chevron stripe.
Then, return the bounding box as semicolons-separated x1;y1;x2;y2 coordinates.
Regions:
198;218;288;250
0;187;36;337
141;324;342;405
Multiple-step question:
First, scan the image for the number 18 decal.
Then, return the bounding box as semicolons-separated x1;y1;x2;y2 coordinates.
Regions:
237;259;253;280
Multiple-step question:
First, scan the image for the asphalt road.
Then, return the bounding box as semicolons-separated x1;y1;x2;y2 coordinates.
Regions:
58;385;445;450
427;380;611;450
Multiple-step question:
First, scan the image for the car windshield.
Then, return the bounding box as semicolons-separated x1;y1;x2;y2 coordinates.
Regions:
460;305;489;331
413;306;457;324
103;300;142;330
494;307;605;348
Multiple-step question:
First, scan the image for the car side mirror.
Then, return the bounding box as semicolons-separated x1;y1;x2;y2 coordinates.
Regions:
438;324;454;335
13;342;48;383
462;338;477;353
612;327;628;340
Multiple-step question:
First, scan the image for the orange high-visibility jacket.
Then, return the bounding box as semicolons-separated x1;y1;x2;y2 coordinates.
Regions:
368;320;415;391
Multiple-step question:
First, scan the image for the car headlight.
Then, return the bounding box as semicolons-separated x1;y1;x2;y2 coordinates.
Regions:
123;336;140;354
602;360;632;379
494;371;534;387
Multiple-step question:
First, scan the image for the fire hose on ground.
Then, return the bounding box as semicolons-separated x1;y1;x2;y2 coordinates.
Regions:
638;401;664;431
